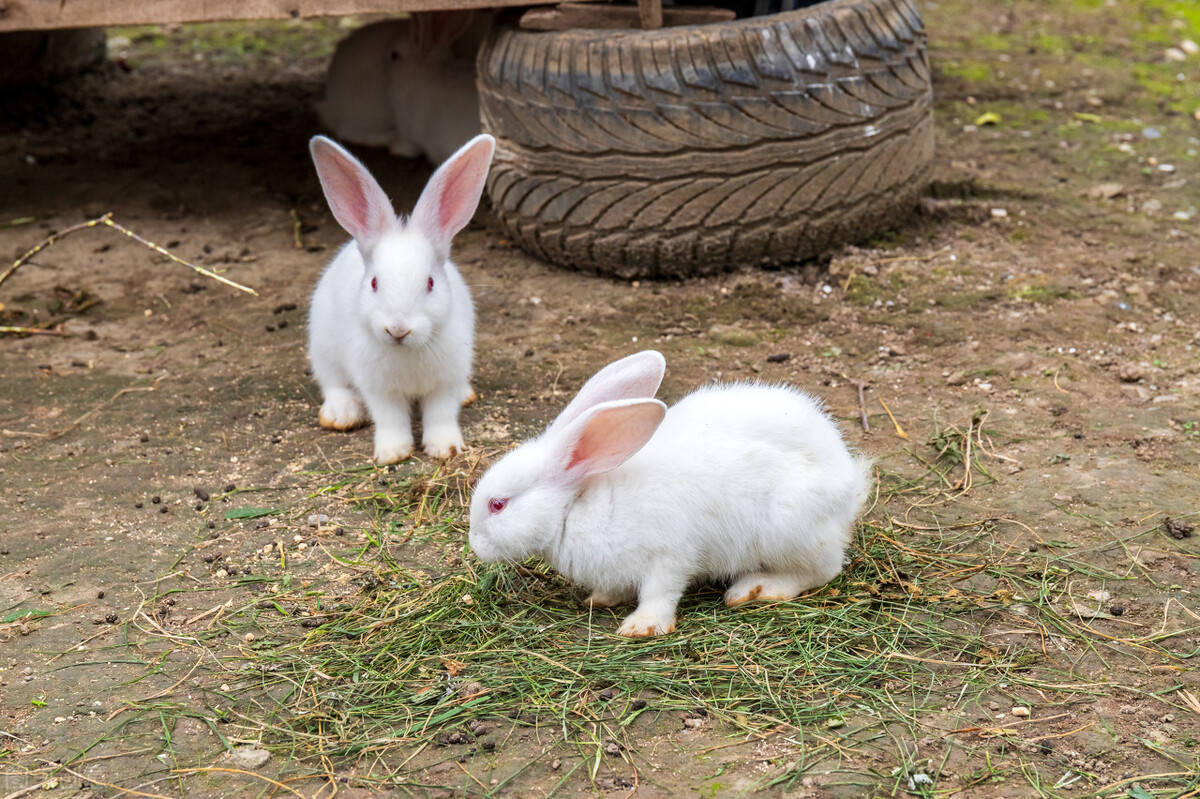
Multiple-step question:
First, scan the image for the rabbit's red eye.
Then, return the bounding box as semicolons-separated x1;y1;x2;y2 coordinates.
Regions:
427;276;434;293
488;497;507;514
370;276;378;292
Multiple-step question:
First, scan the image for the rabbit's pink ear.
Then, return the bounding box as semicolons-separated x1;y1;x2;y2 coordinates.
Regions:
411;134;496;256
309;136;395;251
549;351;666;435
556;399;666;482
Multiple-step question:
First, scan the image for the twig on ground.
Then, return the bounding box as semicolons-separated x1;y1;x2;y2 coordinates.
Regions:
48;374;168;440
877;397;909;439
290;209;305;250
871;246;951;268
0;216;107;290
0;782;46;799
53;764;173;799
852;380;869;432
45;626;114;664
1052;366;1070;394
0;212;258;297
172;768;304;798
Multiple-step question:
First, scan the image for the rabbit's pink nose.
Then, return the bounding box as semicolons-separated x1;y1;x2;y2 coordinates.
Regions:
385;326;411;343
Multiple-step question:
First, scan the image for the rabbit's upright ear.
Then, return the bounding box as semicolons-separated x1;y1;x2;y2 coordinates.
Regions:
411;133;495;257
552;399;667;483
548;351;666;435
309;136;396;252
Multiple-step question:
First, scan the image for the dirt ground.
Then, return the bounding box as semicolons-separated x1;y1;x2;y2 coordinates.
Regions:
2;1;1199;796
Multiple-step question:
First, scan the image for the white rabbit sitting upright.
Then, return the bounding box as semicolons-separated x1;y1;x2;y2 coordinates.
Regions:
469;351;873;637
307;133;494;463
315;12;488;165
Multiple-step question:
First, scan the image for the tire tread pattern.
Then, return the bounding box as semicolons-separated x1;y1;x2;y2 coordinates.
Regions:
478;0;935;277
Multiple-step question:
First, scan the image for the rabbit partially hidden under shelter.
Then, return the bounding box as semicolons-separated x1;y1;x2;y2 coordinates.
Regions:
469;351;873;636
315;12;488;165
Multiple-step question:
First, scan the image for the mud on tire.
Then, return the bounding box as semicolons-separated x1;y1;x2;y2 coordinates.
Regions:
477;0;934;278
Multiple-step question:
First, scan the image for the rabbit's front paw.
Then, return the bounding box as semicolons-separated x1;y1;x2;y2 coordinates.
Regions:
374;431;414;465
319;390;367;431
617;609;676;638
423;425;464;459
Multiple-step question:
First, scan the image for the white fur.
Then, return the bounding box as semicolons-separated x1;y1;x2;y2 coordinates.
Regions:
388;58;481;166
315;21;406;150
469;351;872;636
307;134;494;463
315;15;486;165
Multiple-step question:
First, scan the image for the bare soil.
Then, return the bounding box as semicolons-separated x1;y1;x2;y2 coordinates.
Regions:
2;3;1199;796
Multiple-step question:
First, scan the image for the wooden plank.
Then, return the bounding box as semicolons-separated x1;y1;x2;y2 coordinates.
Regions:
0;0;578;33
519;2;733;31
636;0;662;29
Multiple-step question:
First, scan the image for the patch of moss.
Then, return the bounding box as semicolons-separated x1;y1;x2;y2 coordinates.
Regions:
938;61;995;83
844;274;880;306
1033;32;1069;55
935;289;1003;310
1007;282;1074;303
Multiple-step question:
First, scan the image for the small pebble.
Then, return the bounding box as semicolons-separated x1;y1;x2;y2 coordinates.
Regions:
227;746;271;770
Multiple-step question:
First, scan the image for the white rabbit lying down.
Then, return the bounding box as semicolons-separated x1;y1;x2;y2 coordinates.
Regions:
316;12;487;165
306;133;494;464
469;351;873;637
